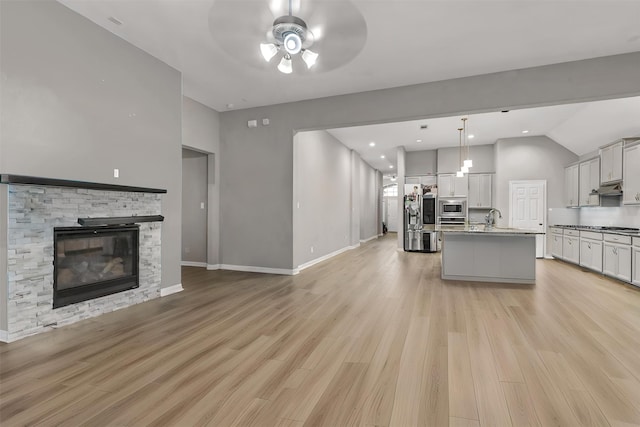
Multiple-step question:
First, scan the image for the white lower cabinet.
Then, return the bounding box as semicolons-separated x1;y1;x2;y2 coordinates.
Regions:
579;231;603;272
550;228;563;258
562;229;580;264
633;237;640;287
603;234;632;283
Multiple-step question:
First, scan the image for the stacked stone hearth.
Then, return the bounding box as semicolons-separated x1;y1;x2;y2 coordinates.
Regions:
5;184;162;341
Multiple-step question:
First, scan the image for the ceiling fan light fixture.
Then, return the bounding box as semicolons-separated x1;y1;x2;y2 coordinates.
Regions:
277;54;293;74
463;159;473;168
283;32;302;54
302;49;318;68
260;43;278;62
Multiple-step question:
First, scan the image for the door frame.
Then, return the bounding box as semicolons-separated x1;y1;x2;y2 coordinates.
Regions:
509;180;547;258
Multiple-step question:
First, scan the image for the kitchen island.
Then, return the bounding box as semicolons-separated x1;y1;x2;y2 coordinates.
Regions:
439;226;543;284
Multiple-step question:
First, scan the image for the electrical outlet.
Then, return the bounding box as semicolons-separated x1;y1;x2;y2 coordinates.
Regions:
200;202;205;209
113;168;119;178
310;246;314;253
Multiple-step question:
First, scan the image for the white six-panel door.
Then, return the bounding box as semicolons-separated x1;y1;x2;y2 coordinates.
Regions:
509;180;547;258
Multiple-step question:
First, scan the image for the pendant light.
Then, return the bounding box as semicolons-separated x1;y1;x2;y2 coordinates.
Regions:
462;117;473;168
456;127;464;177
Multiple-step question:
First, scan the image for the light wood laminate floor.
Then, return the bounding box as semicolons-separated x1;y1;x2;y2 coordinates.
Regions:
2;233;640;426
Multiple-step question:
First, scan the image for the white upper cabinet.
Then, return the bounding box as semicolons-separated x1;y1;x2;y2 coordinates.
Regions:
468;174;492;208
600;140;624;184
438;174;468;198
579;158;600;207
623;143;640;205
565;164;579;207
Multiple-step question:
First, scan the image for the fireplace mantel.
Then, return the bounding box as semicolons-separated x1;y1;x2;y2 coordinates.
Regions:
0;174;167;194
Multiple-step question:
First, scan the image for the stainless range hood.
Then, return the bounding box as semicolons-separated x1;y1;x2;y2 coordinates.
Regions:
596;182;622;196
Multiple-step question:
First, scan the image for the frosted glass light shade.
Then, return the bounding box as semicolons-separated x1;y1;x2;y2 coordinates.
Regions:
260;43;278;62
302;49;318;68
283;33;302;54
464;159;473;168
277;55;293;74
456;170;464;177
461;165;469;173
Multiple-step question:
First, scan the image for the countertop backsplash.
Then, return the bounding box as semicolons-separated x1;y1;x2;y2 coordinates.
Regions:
578;205;640;227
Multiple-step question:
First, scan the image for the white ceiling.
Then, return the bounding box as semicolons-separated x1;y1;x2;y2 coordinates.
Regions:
58;0;640;112
326;96;640;172
56;0;640;172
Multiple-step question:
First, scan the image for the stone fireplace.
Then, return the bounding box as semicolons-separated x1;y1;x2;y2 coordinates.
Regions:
1;175;166;342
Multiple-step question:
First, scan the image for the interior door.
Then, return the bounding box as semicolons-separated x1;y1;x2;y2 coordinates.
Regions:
387;197;398;232
509;180;546;258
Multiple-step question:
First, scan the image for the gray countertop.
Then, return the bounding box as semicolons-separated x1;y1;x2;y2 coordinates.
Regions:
435;225;543;235
550;225;640;237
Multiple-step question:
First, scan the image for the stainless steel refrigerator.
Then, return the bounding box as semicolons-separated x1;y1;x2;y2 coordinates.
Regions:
404;194;437;252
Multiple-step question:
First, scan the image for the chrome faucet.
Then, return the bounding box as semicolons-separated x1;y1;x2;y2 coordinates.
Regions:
485;208;502;227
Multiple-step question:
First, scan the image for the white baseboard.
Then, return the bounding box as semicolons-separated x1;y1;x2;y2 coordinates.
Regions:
219;264;298;276
206;264;221;270
160;283;184;297
297;246;355;272
0;330;8;343
378;233;383;237
348;243;361;250
181;261;207;268
360;235;378;243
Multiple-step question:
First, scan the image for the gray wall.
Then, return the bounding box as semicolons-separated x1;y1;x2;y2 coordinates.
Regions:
437;144;495;173
182;149;208;264
359;159;379;241
182;96;221;266
0;1;182;286
0;0;183;288
293;130;351;267
220;52;640;270
494;136;579;255
406;150;437;175
350;151;361;247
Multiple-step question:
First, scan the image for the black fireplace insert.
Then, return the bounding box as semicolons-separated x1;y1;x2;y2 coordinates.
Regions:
53;225;139;308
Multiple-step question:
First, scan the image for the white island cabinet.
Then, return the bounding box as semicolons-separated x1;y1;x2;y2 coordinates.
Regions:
440;227;542;284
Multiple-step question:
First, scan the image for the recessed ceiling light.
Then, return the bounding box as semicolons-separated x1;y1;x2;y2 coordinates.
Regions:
416;139;422;143
389;165;394;169
369;142;375;147
380;155;385;159
522;130;529;134
468;134;475;139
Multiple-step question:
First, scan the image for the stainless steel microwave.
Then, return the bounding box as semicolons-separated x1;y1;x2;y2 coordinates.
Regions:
439;199;467;217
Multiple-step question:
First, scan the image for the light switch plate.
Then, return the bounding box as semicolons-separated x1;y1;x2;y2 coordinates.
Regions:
247;120;257;128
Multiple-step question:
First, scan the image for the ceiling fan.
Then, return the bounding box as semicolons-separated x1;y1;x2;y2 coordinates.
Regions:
259;0;317;73
208;0;367;74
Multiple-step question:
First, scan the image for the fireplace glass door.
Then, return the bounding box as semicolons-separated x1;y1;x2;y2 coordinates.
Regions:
53;225;139;308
